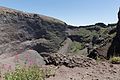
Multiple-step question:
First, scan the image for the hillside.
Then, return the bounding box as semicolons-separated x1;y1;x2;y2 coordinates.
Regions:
67;23;116;57
0;6;119;80
0;6;67;56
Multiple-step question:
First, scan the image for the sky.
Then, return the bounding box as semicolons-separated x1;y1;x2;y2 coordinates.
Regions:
0;0;120;26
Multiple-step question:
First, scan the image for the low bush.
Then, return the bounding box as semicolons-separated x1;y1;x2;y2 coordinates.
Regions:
110;57;120;64
4;65;55;80
69;41;84;53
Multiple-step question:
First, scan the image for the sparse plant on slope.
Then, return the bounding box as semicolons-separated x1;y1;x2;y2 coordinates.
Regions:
69;41;84;53
4;65;55;80
110;57;120;64
2;49;55;80
4;66;45;80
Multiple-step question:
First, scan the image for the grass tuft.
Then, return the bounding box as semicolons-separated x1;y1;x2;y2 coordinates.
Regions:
4;65;55;80
110;57;120;64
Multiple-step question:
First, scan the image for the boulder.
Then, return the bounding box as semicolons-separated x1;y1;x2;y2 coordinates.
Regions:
0;50;46;73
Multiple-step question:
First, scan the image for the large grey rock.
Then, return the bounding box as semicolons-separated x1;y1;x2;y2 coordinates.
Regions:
0;50;46;73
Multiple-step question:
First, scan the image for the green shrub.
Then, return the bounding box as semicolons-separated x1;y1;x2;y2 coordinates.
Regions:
110;57;120;64
69;41;84;53
4;65;55;80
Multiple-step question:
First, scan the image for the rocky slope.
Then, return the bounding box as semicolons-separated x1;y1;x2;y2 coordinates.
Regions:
0;6;117;60
67;23;116;57
0;6;67;57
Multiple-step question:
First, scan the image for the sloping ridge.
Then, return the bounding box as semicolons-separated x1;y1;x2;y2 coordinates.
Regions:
0;6;66;25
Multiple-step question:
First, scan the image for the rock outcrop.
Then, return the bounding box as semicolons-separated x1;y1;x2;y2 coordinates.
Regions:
0;7;67;56
44;53;97;68
107;9;120;59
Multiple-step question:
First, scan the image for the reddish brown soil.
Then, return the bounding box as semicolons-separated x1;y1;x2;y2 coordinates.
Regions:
46;62;120;80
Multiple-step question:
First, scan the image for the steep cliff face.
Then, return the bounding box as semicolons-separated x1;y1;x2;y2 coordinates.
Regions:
0;7;67;55
107;9;120;59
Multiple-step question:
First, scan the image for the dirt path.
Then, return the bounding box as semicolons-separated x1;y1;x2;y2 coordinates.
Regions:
46;62;120;80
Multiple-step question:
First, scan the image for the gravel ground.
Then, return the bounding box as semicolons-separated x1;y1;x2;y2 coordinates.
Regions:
46;62;120;80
